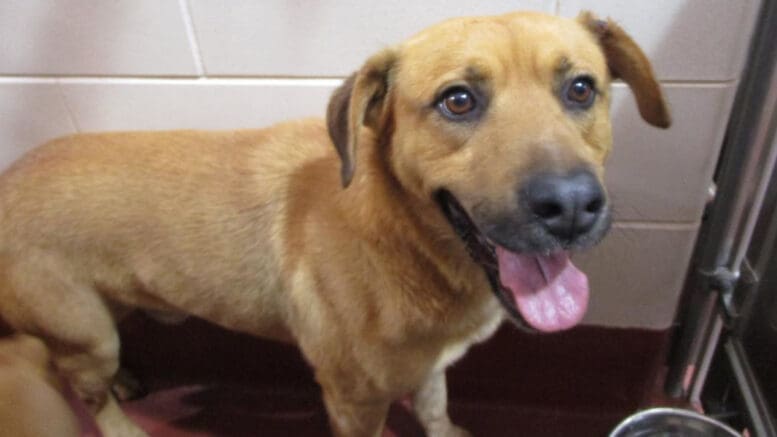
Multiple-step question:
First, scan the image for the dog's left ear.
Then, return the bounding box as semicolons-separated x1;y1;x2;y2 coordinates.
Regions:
578;11;671;129
327;49;397;187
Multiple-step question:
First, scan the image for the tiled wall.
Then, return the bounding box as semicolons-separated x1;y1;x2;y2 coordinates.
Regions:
0;0;762;329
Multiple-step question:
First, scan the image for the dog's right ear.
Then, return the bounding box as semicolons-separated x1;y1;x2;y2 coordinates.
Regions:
326;49;396;187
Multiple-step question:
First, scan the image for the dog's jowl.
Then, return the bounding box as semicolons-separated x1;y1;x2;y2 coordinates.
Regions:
0;11;669;437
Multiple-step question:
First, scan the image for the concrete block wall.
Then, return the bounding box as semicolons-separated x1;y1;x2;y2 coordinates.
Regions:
0;0;762;329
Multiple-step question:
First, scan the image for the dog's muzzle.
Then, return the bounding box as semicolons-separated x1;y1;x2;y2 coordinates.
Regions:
435;189;596;333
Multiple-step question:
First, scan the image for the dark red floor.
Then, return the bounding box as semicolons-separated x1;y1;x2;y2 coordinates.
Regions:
117;385;627;437
88;314;676;437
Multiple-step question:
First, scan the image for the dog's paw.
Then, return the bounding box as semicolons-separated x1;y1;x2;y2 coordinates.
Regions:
101;423;149;437
427;424;473;437
145;309;189;325
448;425;473;437
111;367;148;402
95;395;150;437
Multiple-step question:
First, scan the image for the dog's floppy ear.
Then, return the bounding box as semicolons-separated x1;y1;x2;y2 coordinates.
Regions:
578;11;671;129
327;49;396;187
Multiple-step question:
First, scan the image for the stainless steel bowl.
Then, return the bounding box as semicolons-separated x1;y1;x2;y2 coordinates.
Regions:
610;407;741;437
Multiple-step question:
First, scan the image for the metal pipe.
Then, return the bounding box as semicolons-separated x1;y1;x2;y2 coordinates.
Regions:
665;0;777;397
730;91;777;274
724;339;777;437
689;314;724;406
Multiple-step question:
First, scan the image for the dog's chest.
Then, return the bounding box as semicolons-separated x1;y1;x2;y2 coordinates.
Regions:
433;298;503;374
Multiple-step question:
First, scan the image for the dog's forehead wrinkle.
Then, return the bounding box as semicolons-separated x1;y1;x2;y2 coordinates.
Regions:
553;56;597;85
403;12;607;89
557;56;571;72
422;64;494;102
399;56;503;105
398;20;515;84
508;24;607;82
463;65;492;87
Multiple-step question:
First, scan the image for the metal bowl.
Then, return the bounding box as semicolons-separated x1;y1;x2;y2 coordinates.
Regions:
610;407;741;437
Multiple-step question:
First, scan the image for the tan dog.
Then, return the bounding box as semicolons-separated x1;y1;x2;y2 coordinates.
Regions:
0;11;669;437
0;334;80;437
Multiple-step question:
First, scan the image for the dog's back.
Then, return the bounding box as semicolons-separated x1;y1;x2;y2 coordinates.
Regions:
0;119;330;335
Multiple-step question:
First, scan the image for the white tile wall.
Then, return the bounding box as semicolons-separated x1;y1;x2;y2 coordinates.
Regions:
577;225;698;329
0;1;763;329
559;0;761;81
59;79;338;132
0;1;197;76
608;84;737;222
0;81;77;169
187;0;555;77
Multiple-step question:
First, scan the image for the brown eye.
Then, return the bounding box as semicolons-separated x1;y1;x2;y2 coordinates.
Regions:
563;76;596;109
438;87;477;118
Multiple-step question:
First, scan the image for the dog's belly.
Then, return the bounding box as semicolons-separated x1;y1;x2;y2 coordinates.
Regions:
136;264;292;341
76;230;294;341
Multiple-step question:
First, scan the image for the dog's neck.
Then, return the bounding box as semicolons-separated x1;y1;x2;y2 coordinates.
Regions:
342;136;489;300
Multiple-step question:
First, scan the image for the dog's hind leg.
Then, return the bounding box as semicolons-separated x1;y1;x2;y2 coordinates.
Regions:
0;253;147;437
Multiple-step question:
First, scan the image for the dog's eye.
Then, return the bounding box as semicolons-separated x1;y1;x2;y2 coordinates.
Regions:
438;87;477;118
562;76;596;109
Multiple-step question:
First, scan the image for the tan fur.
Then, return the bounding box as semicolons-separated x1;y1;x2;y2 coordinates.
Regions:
0;11;668;437
578;11;671;128
0;334;79;437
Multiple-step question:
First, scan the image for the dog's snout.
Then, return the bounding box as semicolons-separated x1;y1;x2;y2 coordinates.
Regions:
525;170;605;241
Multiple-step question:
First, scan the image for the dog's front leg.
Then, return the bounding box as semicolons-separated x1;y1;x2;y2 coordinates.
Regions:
320;386;390;437
413;370;472;437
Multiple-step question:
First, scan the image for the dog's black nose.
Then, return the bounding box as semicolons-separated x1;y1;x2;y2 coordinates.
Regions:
525;169;605;240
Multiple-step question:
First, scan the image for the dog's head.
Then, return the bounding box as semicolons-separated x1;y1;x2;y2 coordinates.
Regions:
327;11;670;332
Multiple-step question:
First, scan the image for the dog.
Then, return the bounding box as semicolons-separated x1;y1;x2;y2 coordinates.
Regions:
0;11;669;437
0;334;80;437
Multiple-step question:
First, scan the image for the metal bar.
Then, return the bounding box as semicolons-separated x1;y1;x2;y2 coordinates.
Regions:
665;0;777;398
729;65;777;274
666;290;717;398
724;339;777;437
689;314;724;406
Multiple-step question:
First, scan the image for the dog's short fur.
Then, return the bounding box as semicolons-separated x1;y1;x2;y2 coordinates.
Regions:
0;11;669;437
0;334;80;437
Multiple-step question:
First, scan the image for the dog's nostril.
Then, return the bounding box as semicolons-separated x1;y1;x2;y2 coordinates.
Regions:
585;197;604;214
533;201;563;219
523;169;606;241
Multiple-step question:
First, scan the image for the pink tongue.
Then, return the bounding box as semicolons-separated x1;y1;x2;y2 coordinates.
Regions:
496;247;589;332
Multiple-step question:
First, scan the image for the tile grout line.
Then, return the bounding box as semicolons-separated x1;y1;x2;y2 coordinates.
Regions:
0;75;736;86
178;0;206;78
613;221;699;231
54;80;81;133
0;77;345;87
657;78;738;87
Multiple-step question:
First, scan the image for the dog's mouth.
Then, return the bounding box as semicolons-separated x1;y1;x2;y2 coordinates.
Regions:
435;190;589;333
